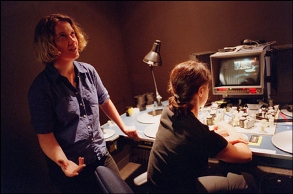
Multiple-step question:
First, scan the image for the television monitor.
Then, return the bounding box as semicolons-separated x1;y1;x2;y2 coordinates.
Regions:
210;45;271;102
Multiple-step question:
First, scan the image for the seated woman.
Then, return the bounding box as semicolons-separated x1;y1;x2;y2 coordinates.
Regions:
147;60;259;193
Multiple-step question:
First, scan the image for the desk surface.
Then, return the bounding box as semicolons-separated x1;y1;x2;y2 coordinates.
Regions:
102;101;292;168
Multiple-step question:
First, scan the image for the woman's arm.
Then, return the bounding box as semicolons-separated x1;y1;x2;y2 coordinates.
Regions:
213;121;239;136
213;121;252;163
100;99;139;138
215;142;252;163
37;133;86;177
214;121;248;144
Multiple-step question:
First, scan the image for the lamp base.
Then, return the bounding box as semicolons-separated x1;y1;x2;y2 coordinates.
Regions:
156;94;163;107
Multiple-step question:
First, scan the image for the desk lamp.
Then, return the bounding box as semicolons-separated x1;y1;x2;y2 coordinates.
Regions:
143;40;163;106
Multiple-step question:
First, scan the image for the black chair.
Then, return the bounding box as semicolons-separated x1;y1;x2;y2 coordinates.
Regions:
95;166;134;194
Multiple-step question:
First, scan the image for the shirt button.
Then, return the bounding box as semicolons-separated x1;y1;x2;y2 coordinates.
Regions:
87;125;90;129
91;138;94;141
76;92;78;95
83;115;86;118
80;103;83;106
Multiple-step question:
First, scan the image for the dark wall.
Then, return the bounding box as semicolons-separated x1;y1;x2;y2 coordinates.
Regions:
1;1;292;193
118;1;292;101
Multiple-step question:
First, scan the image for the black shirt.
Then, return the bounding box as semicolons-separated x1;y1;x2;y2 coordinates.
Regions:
147;107;228;193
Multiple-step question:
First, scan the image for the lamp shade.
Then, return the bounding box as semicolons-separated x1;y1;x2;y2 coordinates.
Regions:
143;40;162;66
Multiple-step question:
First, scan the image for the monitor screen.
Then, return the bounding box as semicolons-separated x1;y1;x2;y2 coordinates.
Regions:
218;56;260;86
210;46;269;99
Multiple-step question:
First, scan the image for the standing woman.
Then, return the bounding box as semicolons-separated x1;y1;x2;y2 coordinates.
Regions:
28;13;139;193
147;60;259;193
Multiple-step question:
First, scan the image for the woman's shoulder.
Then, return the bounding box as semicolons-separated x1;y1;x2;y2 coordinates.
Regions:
29;66;54;87
74;61;96;72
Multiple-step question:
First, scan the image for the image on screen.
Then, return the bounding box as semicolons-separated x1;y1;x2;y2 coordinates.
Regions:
218;56;260;86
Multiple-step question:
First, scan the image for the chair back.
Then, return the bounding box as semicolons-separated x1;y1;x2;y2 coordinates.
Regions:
95;166;134;194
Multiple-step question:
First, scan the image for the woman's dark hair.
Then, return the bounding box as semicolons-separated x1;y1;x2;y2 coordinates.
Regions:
33;13;88;65
167;60;211;117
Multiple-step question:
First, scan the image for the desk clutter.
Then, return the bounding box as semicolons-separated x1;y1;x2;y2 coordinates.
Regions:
199;101;293;155
103;99;291;161
126;92;157;117
124;99;288;140
137;109;162;138
137;109;162;124
134;92;155;111
198;101;280;136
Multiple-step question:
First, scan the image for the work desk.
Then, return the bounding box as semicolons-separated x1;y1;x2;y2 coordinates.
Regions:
102;101;292;169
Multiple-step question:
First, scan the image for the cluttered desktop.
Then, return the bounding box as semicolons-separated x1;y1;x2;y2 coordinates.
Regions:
102;100;292;169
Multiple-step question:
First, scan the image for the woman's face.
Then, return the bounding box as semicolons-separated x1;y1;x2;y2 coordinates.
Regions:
54;20;79;63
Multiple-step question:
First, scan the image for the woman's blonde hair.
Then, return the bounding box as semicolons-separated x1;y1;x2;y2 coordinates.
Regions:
33;13;88;65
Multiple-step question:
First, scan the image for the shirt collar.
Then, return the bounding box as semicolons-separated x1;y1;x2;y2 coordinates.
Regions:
73;61;88;74
44;61;87;83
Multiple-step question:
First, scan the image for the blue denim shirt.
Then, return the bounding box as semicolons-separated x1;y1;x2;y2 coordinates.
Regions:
28;61;109;164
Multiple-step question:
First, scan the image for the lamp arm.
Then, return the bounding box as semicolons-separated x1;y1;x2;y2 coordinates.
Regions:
150;66;162;106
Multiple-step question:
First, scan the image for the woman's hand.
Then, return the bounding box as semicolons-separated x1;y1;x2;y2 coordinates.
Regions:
214;121;249;145
212;122;229;136
214;121;238;136
224;133;249;145
213;126;229;136
123;125;140;138
58;157;86;177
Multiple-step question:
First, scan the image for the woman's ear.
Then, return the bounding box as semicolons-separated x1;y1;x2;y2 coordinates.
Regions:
198;86;203;97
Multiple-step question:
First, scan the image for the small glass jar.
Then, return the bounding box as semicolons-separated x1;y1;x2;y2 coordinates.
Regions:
207;115;213;126
239;117;246;128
